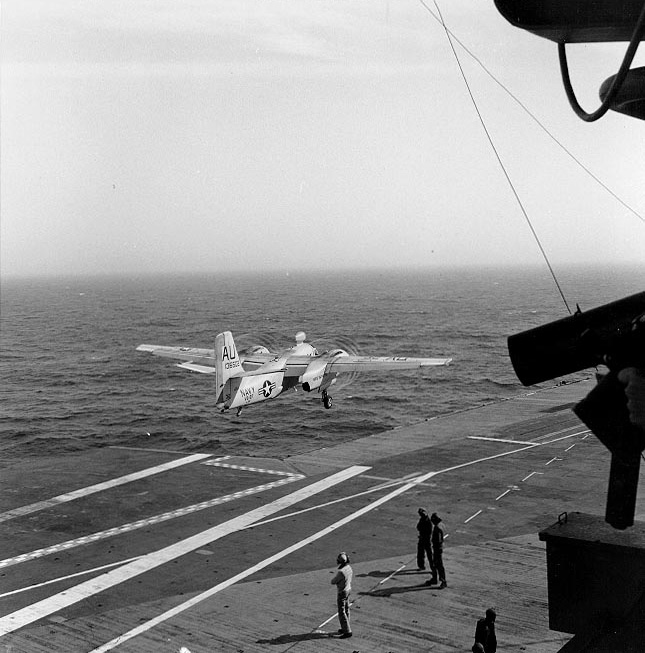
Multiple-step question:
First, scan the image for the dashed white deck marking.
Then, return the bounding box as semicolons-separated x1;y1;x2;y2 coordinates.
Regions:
0;454;213;523
201;460;297;476
464;510;483;523
0;465;370;637
0;475;302;570
521;471;543;482
380;563;408;587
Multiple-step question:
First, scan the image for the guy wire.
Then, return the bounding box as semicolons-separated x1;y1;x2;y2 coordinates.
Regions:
418;1;644;226
424;0;575;314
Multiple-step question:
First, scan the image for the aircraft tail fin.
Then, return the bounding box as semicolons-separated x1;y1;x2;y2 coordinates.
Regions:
214;331;243;403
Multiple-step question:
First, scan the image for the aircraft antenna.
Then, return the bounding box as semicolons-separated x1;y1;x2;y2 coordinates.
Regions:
423;0;572;315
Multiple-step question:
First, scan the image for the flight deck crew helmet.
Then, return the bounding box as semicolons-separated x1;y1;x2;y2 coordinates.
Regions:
337;552;349;565
430;512;442;524
418;508;427;516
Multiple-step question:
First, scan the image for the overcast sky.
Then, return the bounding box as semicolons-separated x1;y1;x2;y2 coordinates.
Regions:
2;0;644;277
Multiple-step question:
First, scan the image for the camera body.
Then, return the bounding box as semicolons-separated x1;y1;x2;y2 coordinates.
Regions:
507;291;645;386
507;291;645;529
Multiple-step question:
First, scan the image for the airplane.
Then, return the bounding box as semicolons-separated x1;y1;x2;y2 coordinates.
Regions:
137;331;452;414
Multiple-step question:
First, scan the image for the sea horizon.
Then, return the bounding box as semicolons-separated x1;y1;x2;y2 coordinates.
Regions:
1;262;642;461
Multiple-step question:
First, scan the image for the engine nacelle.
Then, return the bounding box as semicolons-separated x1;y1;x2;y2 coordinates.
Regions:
222;372;284;410
300;359;328;392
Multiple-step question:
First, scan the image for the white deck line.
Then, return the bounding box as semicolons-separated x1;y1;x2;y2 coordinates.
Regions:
464;510;483;523
0;476;301;570
0;558;141;599
88;429;592;651
467;436;536;445
533;425;586;441
1;429;593;642
0;454;213;523
0;465;370;637
89;468;446;652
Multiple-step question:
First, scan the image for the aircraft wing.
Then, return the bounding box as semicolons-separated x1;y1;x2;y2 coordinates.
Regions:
272;353;452;378
245;353;452;377
324;355;452;373
137;343;451;378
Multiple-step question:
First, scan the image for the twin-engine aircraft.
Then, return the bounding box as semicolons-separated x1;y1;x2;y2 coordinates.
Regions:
137;331;452;414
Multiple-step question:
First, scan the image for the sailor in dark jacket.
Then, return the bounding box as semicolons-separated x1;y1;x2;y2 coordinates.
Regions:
416;508;436;580
474;608;497;653
429;512;446;588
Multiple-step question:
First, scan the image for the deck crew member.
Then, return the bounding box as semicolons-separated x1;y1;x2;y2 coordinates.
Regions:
416;508;436;580
428;512;447;589
331;552;353;638
474;608;497;653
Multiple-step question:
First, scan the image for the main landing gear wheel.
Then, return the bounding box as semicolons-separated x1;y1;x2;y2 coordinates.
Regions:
322;390;333;409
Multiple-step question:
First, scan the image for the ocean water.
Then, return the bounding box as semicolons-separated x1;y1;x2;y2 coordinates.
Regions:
1;265;642;460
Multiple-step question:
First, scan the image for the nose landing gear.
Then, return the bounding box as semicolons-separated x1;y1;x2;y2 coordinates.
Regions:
322;389;333;409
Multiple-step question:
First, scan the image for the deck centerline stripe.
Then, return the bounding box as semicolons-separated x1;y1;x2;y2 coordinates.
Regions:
0;454;213;524
0;465;370;637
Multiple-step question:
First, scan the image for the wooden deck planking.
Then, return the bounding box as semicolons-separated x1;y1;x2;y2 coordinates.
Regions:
2;377;644;652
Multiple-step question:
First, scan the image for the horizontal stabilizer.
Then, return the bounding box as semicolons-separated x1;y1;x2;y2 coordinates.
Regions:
137;344;216;366
176;362;216;374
